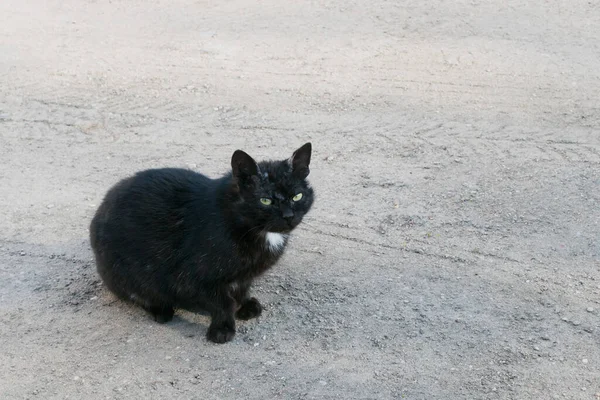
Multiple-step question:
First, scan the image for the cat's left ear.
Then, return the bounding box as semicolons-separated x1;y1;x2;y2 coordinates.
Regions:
231;150;259;178
291;142;312;179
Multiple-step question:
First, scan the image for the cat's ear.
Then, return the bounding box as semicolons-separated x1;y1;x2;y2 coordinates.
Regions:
231;150;259;178
291;142;312;179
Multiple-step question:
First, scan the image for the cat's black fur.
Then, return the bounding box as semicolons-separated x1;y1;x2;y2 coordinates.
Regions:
90;143;314;343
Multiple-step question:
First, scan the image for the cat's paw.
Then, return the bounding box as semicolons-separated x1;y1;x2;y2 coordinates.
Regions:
144;305;174;324
154;309;174;324
236;297;263;320
207;323;236;344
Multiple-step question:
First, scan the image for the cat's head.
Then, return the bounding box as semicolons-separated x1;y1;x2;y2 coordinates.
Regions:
230;143;314;234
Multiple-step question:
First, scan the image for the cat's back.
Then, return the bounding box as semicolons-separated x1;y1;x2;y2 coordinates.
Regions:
91;167;219;239
102;167;212;207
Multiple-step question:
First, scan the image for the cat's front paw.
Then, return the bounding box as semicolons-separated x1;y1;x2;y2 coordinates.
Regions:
207;323;236;344
236;297;263;320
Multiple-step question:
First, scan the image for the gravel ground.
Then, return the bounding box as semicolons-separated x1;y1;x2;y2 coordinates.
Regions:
1;0;599;399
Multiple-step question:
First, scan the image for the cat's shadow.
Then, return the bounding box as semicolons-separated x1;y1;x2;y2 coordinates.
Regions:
98;291;214;339
56;240;240;340
162;310;212;338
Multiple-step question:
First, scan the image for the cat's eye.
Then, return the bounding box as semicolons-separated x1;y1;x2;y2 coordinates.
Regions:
292;193;303;202
260;198;272;205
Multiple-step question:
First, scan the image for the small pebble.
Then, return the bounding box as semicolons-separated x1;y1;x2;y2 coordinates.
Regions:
582;359;588;364
586;307;594;313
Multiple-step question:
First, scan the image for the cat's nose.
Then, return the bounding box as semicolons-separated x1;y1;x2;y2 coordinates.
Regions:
281;207;294;219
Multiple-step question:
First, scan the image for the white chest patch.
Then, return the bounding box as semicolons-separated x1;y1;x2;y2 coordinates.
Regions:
265;232;287;252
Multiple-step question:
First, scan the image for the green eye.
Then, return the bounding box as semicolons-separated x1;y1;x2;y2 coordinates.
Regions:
292;193;303;201
260;198;272;205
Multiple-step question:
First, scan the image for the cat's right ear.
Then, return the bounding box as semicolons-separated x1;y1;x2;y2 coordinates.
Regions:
231;150;259;178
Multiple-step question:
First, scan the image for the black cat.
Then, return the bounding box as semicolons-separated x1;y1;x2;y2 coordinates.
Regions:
89;143;314;343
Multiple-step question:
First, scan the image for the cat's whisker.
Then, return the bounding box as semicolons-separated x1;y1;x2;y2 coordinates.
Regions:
239;224;265;241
